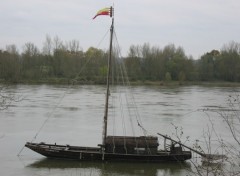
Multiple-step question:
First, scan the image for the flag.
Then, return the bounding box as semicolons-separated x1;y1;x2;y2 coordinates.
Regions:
93;7;112;19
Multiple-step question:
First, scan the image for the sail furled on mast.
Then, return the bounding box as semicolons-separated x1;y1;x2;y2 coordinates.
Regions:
93;7;113;19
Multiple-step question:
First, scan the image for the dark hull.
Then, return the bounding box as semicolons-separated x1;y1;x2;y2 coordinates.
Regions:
25;142;192;162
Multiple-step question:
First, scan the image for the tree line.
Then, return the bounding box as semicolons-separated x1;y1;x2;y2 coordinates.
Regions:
0;36;240;84
125;42;240;83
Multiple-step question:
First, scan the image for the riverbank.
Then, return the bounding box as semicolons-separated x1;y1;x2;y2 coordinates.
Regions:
131;80;240;87
1;78;240;87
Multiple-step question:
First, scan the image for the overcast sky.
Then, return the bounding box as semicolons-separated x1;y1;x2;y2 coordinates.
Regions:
1;0;239;59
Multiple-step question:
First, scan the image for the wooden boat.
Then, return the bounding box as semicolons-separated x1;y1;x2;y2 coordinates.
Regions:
25;6;192;162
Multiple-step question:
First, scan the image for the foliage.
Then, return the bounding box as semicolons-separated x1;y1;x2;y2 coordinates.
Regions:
0;37;240;84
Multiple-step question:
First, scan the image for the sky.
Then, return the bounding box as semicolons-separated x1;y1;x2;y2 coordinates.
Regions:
0;0;240;59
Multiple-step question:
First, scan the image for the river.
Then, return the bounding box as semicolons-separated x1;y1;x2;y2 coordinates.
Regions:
0;84;239;176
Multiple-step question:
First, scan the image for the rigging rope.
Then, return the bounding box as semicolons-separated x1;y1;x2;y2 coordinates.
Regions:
18;86;71;156
111;29;154;154
25;27;111;145
32;87;71;142
72;28;110;84
21;24;152;156
113;29;148;136
114;31;157;154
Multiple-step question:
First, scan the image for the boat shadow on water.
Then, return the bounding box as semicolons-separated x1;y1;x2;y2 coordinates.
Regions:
27;158;191;176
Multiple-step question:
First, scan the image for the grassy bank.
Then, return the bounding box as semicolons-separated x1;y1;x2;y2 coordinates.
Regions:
130;80;240;87
1;78;240;87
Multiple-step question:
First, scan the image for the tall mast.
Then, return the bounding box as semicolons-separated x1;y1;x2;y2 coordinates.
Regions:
102;6;114;147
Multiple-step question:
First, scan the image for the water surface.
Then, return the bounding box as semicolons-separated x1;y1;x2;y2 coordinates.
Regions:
0;84;239;176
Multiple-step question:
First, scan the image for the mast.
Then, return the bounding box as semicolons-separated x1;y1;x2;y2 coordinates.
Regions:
102;6;114;147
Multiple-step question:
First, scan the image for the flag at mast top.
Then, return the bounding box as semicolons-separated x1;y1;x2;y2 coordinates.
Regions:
93;6;113;19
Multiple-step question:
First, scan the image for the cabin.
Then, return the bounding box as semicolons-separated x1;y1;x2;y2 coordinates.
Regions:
105;136;159;154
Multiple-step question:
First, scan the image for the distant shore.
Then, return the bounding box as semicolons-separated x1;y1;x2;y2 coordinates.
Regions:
130;80;240;87
1;78;240;87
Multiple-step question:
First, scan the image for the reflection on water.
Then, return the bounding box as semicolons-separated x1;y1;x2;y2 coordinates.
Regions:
27;158;191;176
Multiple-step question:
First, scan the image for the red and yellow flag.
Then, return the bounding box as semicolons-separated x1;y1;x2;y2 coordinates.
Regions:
93;7;112;19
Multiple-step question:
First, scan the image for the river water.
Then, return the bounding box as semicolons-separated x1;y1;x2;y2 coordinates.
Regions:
0;84;239;176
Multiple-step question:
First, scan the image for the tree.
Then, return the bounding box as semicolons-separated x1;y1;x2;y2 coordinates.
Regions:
67;40;81;53
53;35;64;52
198;52;215;81
23;42;39;57
188;94;240;176
165;72;172;82
21;43;41;79
218;41;240;82
0;47;20;82
124;56;142;81
6;44;18;55
178;71;186;84
42;34;52;56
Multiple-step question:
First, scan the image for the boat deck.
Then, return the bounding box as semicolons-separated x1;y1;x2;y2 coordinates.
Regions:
26;142;191;161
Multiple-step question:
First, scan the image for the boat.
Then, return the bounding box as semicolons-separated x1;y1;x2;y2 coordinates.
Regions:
25;6;192;162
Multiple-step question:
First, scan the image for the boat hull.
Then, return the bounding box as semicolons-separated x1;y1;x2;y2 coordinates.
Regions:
25;142;191;162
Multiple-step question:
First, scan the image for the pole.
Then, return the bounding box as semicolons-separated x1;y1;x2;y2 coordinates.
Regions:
102;7;114;148
157;133;206;157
